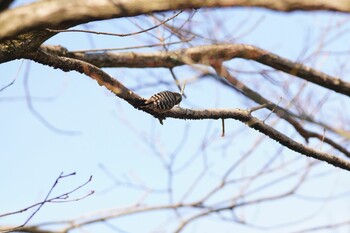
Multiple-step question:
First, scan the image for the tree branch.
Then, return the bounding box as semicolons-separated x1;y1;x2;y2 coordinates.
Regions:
1;0;350;42
39;45;350;155
0;31;56;63
210;62;350;158
24;47;350;172
46;44;350;97
165;108;350;171
0;172;93;232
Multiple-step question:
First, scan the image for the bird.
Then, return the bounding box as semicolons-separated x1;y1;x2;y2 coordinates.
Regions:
141;91;182;112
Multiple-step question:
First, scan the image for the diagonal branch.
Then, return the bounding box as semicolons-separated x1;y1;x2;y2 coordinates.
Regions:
41;45;350;150
24;47;350;171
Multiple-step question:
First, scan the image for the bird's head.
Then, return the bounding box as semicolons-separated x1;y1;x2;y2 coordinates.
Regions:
174;92;182;105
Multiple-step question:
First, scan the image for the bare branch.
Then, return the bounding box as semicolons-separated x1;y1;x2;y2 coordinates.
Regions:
211;62;350;158
70;40;191;53
51;44;350;97
1;0;350;42
23;47;350;171
292;219;350;233
221;118;225;137
1;2;350;233
164;108;350;171
0;173;93;232
45;10;184;37
0;60;23;93
23;61;80;135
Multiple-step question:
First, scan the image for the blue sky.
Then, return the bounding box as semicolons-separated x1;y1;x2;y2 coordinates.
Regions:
1;2;350;233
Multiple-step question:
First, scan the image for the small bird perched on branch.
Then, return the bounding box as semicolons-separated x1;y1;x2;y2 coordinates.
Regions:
141;91;182;113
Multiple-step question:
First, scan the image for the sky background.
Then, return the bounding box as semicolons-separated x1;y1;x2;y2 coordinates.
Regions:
1;1;350;233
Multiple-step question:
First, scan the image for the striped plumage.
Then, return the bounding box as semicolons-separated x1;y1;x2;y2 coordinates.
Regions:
143;91;182;112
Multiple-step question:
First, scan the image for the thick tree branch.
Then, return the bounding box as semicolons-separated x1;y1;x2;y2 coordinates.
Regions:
24;48;350;171
23;46;350;170
1;0;350;42
0;31;57;63
46;44;350;97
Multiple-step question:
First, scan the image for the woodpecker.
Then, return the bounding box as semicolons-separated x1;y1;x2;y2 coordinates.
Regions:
142;91;182;112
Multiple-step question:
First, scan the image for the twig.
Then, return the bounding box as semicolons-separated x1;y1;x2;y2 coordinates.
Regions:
249;103;270;113
71;40;190;53
45;10;184;37
169;68;184;95
180;79;187;97
221;118;225;137
263;97;282;122
23;61;80;135
0;172;93;232
211;62;350;158
0;60;23;93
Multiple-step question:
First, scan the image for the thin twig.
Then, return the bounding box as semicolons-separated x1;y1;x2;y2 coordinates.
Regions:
71;40;190;53
169;68;183;94
263;97;282;122
0;60;23;93
221;118;225;137
46;10;184;37
0;172;93;232
23;61;80;135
